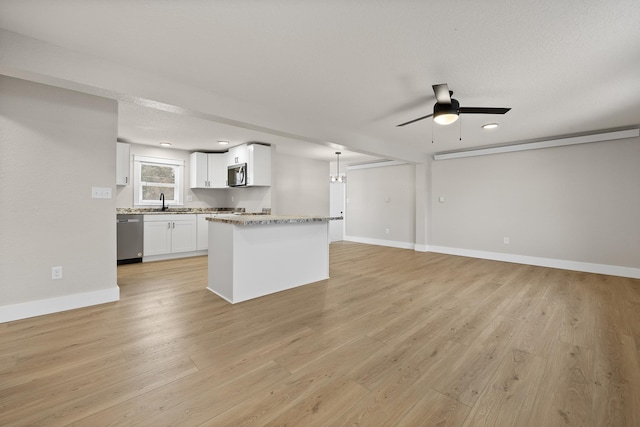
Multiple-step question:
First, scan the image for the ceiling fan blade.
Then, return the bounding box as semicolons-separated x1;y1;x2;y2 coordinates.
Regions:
432;84;451;104
459;107;511;114
396;113;434;127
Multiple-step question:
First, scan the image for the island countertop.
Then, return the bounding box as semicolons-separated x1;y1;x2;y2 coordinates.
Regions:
206;214;343;226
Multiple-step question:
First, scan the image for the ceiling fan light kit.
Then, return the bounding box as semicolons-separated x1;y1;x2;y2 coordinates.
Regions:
397;83;511;128
433;98;460;125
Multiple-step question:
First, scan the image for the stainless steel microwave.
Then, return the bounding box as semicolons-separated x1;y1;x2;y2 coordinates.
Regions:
227;163;247;187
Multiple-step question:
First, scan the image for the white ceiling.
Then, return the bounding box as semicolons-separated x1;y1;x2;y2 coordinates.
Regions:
1;0;639;163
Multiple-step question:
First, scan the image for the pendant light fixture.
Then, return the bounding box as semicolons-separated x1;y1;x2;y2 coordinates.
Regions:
330;151;346;183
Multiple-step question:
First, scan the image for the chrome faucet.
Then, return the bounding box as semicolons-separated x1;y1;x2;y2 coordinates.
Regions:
160;192;167;211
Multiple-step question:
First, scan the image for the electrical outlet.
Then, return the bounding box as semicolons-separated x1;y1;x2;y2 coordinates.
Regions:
503;237;510;244
52;266;63;280
385;228;390;234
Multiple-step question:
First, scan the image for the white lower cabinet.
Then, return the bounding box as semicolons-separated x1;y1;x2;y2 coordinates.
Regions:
143;220;172;256
144;214;197;257
196;214;211;251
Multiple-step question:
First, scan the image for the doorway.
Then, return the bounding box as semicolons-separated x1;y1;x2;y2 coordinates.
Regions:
329;182;345;242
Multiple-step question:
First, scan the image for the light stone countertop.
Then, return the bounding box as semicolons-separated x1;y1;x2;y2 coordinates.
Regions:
206;214;343;226
116;207;246;215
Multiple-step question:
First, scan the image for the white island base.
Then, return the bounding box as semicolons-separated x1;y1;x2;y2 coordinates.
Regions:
207;217;331;303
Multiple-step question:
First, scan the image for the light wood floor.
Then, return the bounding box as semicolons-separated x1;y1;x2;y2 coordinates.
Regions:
1;242;639;426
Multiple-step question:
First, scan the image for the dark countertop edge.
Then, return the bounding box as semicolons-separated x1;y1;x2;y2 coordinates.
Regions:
206;215;343;225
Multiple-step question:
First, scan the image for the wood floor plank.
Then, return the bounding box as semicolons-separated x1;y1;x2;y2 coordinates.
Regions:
430;315;519;407
340;336;465;425
0;242;638;426
460;348;547;426
591;330;640;426
0;349;126;398
526;340;594;426
262;377;369;427
559;272;599;349
396;389;471;427
1;355;198;426
202;335;384;426
73;360;291;427
511;298;562;358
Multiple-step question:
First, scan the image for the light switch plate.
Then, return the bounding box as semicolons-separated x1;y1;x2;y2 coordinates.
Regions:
92;187;112;199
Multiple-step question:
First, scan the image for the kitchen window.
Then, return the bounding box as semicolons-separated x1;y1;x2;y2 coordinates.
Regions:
133;155;184;207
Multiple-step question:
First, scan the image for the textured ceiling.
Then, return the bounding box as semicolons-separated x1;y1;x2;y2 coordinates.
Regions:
1;0;638;163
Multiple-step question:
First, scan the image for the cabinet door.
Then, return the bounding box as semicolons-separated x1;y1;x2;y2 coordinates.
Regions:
196;214;210;250
116;142;130;186
228;145;247;165
171;219;197;253
190;152;209;188
144;221;172;256
208;153;227;188
247;144;271;186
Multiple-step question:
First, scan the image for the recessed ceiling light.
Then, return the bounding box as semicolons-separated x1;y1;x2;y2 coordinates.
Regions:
482;123;499;129
160;142;172;146
218;140;229;145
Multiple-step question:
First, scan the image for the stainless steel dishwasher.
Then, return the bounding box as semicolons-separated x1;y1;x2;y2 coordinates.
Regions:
117;214;143;264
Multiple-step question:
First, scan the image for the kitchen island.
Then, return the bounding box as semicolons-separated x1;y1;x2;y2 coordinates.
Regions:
206;215;342;303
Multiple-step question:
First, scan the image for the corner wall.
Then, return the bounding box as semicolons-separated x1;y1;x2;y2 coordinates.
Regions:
345;163;416;248
0;75;120;322
430;136;640;276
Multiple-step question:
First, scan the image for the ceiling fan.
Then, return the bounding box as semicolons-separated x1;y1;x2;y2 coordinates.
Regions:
396;83;511;127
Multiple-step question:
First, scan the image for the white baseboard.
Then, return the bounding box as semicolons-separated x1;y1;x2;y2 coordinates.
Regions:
143;250;207;263
427;245;640;279
342;238;640;279
0;286;120;324
344;235;415;250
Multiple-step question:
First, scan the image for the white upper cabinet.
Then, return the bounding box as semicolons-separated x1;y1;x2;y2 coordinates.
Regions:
190;152;226;189
116;142;130;186
192;144;271;188
208;153;227;188
190;152;208;188
227;144;248;166
247;144;271;186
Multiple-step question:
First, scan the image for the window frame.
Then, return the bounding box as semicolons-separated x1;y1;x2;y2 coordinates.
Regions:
133;155;184;207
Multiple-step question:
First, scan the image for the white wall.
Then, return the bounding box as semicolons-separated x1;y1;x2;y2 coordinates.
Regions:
273;153;329;215
345;163;416;248
227;186;271;212
430;137;640;271
0;75;119;322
